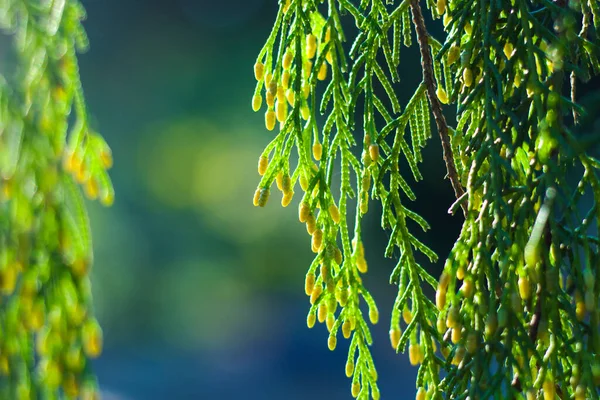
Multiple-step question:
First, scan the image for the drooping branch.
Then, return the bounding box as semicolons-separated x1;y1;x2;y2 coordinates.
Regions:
409;0;466;216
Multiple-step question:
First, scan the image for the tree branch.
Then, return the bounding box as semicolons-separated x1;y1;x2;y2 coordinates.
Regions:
409;0;466;216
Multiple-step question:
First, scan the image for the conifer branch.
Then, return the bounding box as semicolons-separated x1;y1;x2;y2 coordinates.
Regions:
0;1;110;397
253;0;600;398
409;0;466;216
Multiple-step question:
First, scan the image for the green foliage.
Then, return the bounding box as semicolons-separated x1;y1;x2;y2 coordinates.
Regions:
251;0;600;399
0;0;111;398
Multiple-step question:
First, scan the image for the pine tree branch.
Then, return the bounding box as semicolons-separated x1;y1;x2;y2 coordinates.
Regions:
409;0;466;216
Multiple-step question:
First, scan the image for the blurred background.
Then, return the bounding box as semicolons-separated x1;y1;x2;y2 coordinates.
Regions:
73;0;462;398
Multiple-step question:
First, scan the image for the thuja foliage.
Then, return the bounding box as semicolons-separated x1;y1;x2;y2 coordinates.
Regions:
0;0;111;398
251;0;600;398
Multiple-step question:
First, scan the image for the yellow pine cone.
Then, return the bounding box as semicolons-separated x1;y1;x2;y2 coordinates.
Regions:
281;174;291;193
81;386;102;400
436;317;446;334
504;42;514;59
285;88;295;106
0;265;17;295
83;320;103;358
327;335;337;351
252;94;262;111
313;143;323;161
300;104;310;120
253;188;261;206
389;328;401;350
258;156;268;176
310;285;322;305
299;174;308;190
436;0;446;15
276;99;287;123
317;304;327;323
574;385;586;400
266;92;275;108
302;81;310;98
436;87;449;104
436;286;447;309
335;286;349;306
306;34;317;59
464;21;473;35
84;178;99;200
368;143;380;163
333;247;343;265
28;301;46;330
265;110;276;131
307;313;316;328
452;346;465;365
342;320;351;339
460;277;474;298
311;229;323;253
62;373;80;398
576;298;586;321
317;62;327;81
369;308;379;324
403;307;412;324
447;45;460;65
275;171;284;190
463;67;473;87
326;314;335;331
253;188;270;207
447;306;460;329
326;50;333;64
276;85;285;102
305;214;317;235
439;270;450;288
254;62;265;81
283;51;293;70
305;273;315;296
268;80;277;96
299;202;310;223
345;361;354;377
356;255;367;274
281;71;290;89
281;191;293;207
409;344;420;366
518;275;531;300
542;378;555;400
451;326;462;344
100;187;115;206
328;203;340;224
443;13;452;27
41;358;62;388
100;149;113;169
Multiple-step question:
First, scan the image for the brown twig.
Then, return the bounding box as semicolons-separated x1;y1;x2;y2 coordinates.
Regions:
409;0;466;216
